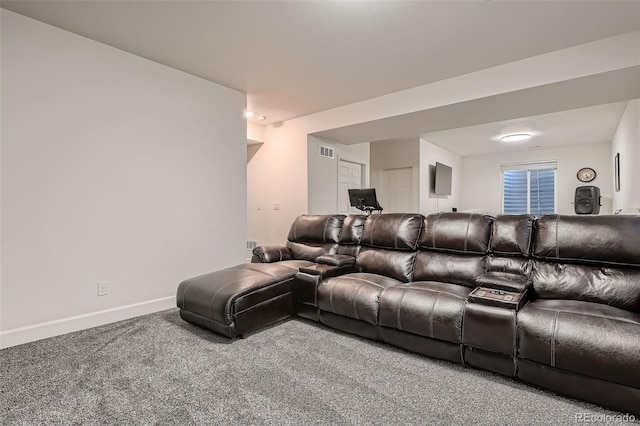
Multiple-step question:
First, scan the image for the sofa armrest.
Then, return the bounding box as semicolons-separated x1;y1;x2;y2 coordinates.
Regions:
298;263;357;279
476;271;531;293
468;287;532;311
315;254;356;267
251;245;292;263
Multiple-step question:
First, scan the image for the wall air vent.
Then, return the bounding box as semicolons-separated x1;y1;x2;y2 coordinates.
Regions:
320;146;335;159
246;240;258;250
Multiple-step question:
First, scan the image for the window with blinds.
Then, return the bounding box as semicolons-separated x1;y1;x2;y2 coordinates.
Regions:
501;161;556;216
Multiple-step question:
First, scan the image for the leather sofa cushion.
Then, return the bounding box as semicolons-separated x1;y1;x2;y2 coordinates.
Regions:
532;261;640;312
287;214;345;243
339;215;367;244
490;214;534;256
419;213;493;254
317;273;403;325
413;251;485;288
356;247;417;283
518;299;640;388
533;215;640;266
285;241;338;262
379;281;471;343
361;213;424;250
486;255;531;275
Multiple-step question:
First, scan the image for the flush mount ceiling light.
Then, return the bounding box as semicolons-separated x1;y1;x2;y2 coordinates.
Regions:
501;133;532;142
243;111;255;118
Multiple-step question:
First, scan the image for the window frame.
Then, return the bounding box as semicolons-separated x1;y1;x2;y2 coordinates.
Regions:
500;160;557;216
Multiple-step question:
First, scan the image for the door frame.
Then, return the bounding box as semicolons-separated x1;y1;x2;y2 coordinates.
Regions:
337;158;365;214
379;166;415;213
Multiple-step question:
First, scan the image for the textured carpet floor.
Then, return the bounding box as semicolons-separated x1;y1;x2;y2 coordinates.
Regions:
0;309;634;425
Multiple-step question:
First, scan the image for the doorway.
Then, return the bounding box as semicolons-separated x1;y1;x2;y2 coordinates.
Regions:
338;159;364;214
380;167;413;213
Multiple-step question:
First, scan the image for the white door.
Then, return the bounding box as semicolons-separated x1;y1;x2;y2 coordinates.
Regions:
380;167;413;213
338;160;364;214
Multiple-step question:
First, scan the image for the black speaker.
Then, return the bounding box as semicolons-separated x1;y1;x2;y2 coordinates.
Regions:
575;186;600;215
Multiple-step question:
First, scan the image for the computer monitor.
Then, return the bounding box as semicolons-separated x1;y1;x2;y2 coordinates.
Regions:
348;188;383;214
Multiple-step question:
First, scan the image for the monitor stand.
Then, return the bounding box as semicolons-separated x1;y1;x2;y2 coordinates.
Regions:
357;199;383;215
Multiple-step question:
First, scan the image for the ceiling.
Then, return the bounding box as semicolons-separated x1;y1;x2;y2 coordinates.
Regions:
2;0;639;154
311;66;640;151
421;102;630;157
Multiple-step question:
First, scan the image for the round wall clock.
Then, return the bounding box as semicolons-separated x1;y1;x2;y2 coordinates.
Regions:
577;167;597;182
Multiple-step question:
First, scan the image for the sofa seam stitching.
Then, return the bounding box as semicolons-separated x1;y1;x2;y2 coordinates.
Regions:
395;288;408;331
234;289;293;316
426;291;440;339
328;280;336;314
529;306;639;325
550;310;559;367
555;215;560;259
431;292;442;339
464;214;472;252
352;282;366;321
432;213;440;249
322;217;330;243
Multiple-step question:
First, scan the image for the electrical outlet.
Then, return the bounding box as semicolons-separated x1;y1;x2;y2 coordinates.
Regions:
274;202;279;210
97;281;109;296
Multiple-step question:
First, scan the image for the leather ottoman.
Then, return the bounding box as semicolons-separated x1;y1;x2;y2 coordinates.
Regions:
177;262;309;338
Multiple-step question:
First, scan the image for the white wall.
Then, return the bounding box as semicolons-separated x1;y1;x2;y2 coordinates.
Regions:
419;139;462;215
370;139;420;212
611;99;640;213
307;136;369;215
1;11;246;347
246;120;309;246
460;143;613;216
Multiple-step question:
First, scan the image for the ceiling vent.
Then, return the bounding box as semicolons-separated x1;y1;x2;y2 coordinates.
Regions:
320;146;334;159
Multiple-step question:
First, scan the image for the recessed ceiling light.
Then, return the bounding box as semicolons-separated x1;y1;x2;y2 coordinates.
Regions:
501;133;532;142
244;111;255;118
258;115;266;121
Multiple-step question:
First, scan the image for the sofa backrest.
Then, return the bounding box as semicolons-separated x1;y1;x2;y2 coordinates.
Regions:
285;214;346;261
531;215;640;312
336;214;368;257
356;213;424;282
413;213;493;288
486;214;534;275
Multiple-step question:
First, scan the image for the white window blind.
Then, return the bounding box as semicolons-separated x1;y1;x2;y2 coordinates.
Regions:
501;161;556;216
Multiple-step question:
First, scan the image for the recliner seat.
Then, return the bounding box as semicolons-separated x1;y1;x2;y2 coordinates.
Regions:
316;213;424;340
379;213;493;363
516;215;640;414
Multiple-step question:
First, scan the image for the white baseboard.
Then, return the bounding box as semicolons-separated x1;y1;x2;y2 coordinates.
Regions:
0;296;176;349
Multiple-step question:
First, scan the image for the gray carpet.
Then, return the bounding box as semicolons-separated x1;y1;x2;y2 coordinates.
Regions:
0;309;634;425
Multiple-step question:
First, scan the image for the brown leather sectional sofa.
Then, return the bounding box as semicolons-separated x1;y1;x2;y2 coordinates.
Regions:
177;213;640;415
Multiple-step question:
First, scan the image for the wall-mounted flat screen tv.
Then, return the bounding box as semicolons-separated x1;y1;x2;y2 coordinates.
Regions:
434;162;452;196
